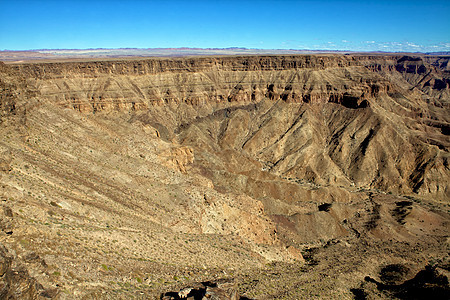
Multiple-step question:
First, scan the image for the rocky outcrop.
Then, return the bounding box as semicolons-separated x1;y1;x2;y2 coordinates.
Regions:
161;279;245;300
0;205;14;236
161;146;194;173
0;62;37;124
0;63;19;123
0;243;56;299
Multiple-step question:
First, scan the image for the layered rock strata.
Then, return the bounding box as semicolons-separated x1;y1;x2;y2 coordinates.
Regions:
0;54;448;298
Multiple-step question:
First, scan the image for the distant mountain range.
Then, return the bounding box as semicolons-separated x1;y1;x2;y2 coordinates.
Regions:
0;48;449;62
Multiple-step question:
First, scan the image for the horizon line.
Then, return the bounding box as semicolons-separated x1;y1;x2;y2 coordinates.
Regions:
1;47;449;54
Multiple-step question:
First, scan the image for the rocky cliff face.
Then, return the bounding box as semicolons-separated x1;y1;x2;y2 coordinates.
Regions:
0;55;449;298
10;55;448;110
7;54;448;200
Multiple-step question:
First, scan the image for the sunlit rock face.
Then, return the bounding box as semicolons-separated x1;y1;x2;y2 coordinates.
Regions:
0;54;448;298
11;55;448;199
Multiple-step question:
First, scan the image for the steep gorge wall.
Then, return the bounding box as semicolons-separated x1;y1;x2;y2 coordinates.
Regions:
4;55;408;113
1;56;449;298
8;55;449;115
2;55;449;201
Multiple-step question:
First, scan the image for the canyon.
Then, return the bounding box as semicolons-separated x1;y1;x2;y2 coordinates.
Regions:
0;54;449;299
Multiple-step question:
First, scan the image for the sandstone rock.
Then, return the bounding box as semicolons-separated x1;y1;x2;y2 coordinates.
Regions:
0;205;13;234
161;146;194;173
0;158;12;172
0;243;53;299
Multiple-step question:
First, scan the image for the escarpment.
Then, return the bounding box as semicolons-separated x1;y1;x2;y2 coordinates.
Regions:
9;56;384;110
1;54;449;298
11;55;390;113
2;55;449;202
8;54;449;113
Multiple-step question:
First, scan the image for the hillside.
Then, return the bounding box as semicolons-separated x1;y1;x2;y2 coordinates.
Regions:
0;54;449;299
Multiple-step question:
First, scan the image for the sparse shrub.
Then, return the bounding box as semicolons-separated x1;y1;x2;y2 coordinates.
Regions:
50;201;61;208
20;239;30;247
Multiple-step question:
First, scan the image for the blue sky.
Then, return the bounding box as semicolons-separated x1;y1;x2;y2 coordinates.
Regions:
1;0;449;52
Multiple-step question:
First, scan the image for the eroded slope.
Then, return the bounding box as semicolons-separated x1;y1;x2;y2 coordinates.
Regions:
0;55;449;299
